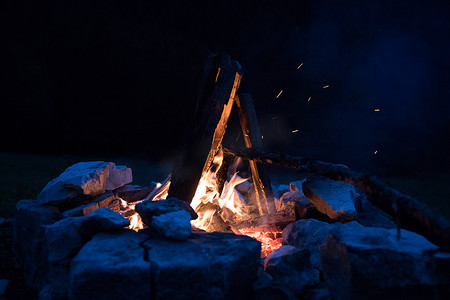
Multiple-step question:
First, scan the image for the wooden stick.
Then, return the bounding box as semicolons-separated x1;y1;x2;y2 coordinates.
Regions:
168;54;242;203
235;93;276;215
223;145;450;249
216;150;233;195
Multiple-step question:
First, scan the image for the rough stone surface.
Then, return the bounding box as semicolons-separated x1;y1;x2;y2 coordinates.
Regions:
62;191;120;217
282;219;360;269
70;230;151;300
115;184;156;202
151;210;192;241
289;179;306;192
42;208;130;298
272;183;290;199
320;222;439;300
38;161;132;203
309;288;332;300
143;231;261;300
135;197;198;226
105;165;133;191
85;207;130;231
302;176;357;221
13;200;62;289
354;191;396;228
264;245;319;296
46;208;130;263
279;190;311;210
253;270;297;300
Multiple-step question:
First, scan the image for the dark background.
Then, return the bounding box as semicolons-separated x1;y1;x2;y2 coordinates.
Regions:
2;0;450;176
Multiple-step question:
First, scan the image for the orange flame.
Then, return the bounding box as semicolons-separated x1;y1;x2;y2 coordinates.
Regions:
119;150;284;257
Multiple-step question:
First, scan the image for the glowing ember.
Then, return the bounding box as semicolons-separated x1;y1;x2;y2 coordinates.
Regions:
323;85;330;88
307;96;312;102
292;129;299;133
238;225;283;258
276;90;283;99
297;62;303;69
374;108;381;112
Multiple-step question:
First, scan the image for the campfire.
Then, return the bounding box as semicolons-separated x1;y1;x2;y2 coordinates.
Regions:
117;54;298;257
11;54;450;300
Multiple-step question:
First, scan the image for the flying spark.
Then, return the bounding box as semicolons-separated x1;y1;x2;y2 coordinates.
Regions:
307;97;312;102
292;129;299;133
374;150;378;155
276;90;283;99
323;85;330;89
297;63;303;69
215;67;221;82
374;109;381;112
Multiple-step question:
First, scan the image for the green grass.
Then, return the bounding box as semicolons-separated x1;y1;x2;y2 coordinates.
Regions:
0;152;171;217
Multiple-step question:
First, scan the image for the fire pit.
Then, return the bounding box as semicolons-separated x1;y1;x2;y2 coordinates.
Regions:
12;54;450;300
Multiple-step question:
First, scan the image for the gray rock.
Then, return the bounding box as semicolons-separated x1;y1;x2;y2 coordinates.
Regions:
115;184;156;202
13;200;62;289
253;271;298;300
354;191;396;228
104;165;133;191
309;288;332;300
135;197;198;226
282;219;360;269
0;279;9;296
289;179;306;192
320;222;439;300
143;231;261;300
272;183;290;199
46;208;130;263
63;191;120;217
38;161;132;203
264;245;319;295
85;207;130;231
278;189;335;223
280;190;311;210
70;230;151;300
151;210;192;241
302;176;357;221
43;208;130;298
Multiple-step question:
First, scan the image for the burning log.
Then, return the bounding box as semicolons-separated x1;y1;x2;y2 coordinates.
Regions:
235;93;276;215
223;145;450;249
168;54;242;203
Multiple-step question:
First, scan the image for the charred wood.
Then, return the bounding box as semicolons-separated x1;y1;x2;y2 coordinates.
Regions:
235;93;276;215
168;54;242;203
223;145;450;249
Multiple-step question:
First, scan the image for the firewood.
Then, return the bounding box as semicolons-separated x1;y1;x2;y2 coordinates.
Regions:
168;54;243;203
235;93;276;215
223;145;450;249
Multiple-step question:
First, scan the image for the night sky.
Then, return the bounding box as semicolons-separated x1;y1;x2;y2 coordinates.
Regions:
2;0;450;176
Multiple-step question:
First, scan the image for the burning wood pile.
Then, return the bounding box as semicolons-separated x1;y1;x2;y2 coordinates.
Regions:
12;54;450;300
